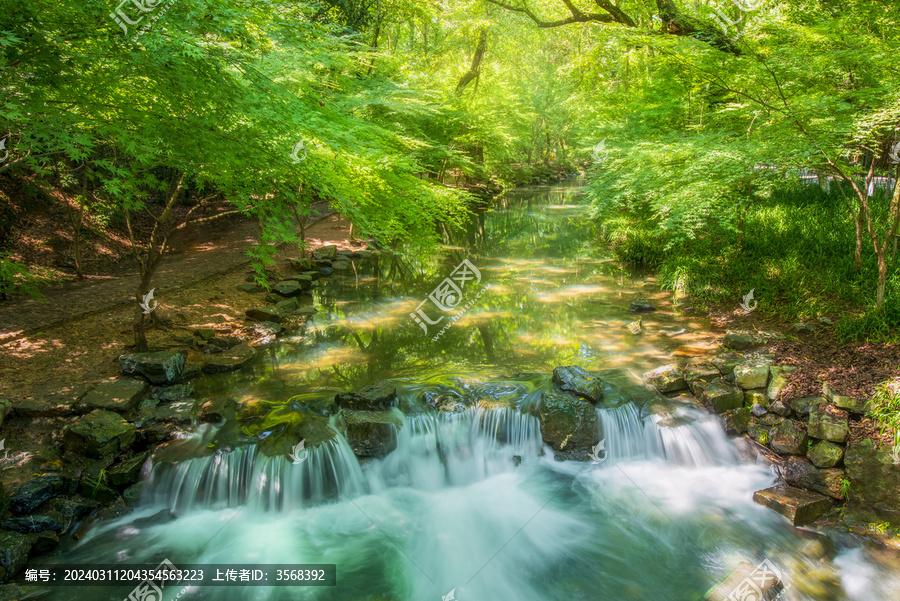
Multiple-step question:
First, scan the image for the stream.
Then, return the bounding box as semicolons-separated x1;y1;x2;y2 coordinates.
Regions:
33;178;900;600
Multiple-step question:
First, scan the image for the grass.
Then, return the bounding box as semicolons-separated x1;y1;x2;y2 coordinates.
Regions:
595;182;900;341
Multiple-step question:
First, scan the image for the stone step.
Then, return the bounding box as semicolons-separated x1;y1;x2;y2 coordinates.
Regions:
752;484;832;526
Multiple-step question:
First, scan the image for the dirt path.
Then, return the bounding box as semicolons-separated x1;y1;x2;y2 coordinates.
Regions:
0;205;332;342
0;210;358;401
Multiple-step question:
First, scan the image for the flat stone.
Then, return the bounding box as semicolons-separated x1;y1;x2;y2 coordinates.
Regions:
236;283;262;293
807;440;844;468
119;350;187;385
285;274;314;288
15;382;91;418
335;381;398;411
723;329;782;351
807;404;849;443
710;351;743;376
790;322;816;333
318;266;334;277
80;378;148;413
341;410;402;458
312;245;338;260
153;383;194;402
302;270;320;281
770;419;808;455
823;382;871;415
201;344;257;374
684;363;720;386
629;299;656;313
642;364;687;393
704;560;784;601
753;484;832;526
733;363;770;390
63;410;136;459
275;298;300;313
790;396;821;416
552;366;604;402
246;306;286;323
694;378;744;413
784;456;845;500
766;366;796;402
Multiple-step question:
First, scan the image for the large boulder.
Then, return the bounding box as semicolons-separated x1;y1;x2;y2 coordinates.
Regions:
335;382;398;411
822;382;871;415
844;438;900;521
80;378;148;413
807;404;849;443
784;456;845;500
63;410;136;459
552;366;604;402
753;484;832;526
642;364;687;394
769;419;808;455
341;410;402;458
119;350;187;385
532;391;599;451
201;344;257;374
693;378;744;413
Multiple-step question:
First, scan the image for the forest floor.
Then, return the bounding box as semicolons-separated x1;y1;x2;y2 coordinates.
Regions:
0;209;361;403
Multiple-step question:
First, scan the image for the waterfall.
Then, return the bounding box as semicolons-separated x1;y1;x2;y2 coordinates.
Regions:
144;435;367;514
598;403;738;466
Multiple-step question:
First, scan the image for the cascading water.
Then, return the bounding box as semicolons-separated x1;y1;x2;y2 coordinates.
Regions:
28;180;900;601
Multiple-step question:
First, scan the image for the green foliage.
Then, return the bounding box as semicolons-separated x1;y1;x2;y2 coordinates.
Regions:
870;380;900;450
0;253;48;299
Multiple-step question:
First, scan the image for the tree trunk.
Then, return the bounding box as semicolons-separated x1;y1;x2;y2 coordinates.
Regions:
456;29;487;95
854;203;864;271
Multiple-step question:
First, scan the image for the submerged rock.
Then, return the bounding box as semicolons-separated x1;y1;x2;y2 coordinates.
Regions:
629;299;656;313
201;344;257;374
705;560;784;601
335;382;398;411
119;350;187;385
551;366;604;403
753;484;832;526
